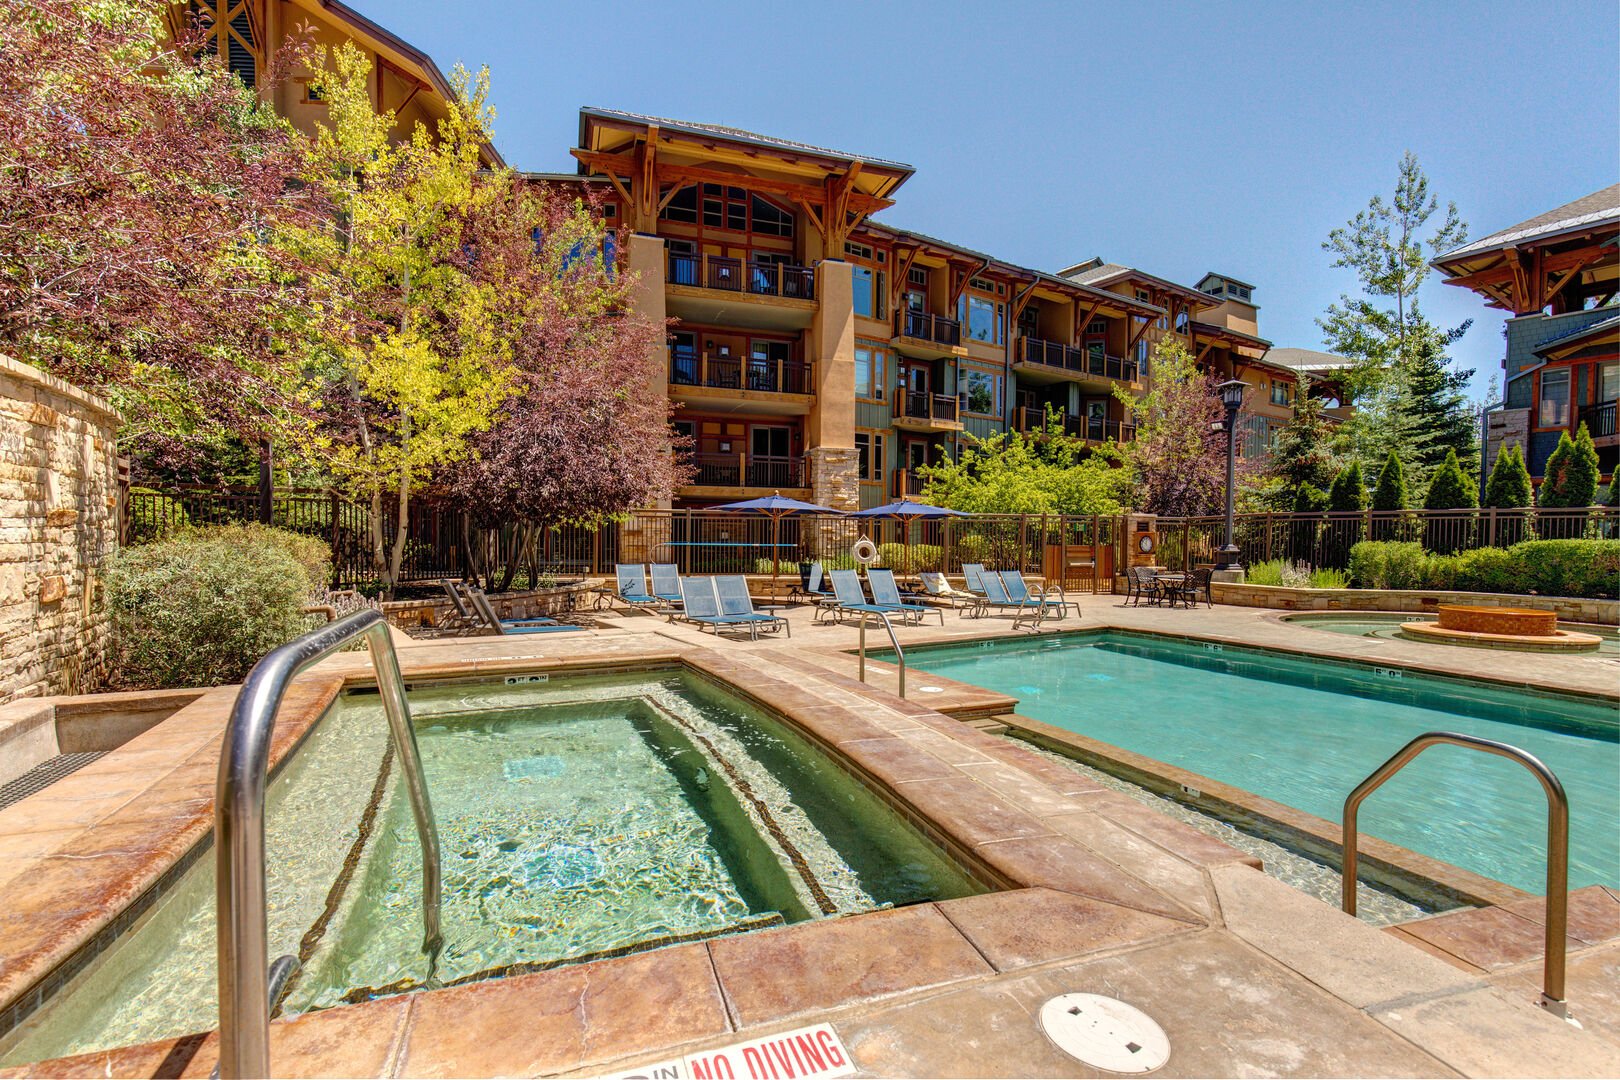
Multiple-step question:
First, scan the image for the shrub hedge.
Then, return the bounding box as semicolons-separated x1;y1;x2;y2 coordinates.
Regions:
1346;539;1618;599
105;526;332;689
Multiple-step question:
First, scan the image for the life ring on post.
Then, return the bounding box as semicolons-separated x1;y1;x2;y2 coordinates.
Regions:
852;538;879;565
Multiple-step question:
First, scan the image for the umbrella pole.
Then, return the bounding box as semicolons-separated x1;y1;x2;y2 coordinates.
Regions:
770;512;780;601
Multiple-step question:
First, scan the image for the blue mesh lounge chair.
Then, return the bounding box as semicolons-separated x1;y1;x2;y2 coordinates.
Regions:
962;563;990;596
678;576;773;639
649;563;684;606
467;587;585;634
968;571;1047;630
612;563;662;612
1003;569;1073;619
715;575;790;638
867;569;944;626
826;568;904;626
800;562;838;623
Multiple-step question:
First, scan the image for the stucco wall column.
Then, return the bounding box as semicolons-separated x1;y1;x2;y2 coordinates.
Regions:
808;260;858;510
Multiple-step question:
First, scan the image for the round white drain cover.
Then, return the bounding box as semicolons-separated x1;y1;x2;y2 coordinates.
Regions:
1039;993;1170;1073
917;685;944;693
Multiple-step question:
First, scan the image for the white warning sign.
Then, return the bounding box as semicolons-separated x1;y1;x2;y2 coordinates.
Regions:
599;1024;856;1080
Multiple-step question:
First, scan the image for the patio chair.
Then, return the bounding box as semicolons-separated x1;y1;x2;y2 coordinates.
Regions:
962;563;990;596
797;562;838;623
466;587;585;635
1003;569;1074;620
649;563;685;617
968;571;1048;630
1125;566;1163;607
1167;567;1214;610
826;568;903;626
714;575;790;638
677;576;774;639
918;571;976;611
611;563;662;612
437;578;481;632
867;568;944;626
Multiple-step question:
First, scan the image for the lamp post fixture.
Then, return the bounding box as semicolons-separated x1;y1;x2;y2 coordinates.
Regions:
1215;379;1248;571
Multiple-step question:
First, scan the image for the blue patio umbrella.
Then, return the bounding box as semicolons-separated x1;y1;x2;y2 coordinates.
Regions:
848;500;967;577
709;492;842;590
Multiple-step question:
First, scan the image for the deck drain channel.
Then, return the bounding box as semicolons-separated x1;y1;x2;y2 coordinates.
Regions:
1039;993;1170;1074
0;752;108;811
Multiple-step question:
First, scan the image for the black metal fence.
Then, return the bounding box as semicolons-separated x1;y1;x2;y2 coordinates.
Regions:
1157;507;1620;571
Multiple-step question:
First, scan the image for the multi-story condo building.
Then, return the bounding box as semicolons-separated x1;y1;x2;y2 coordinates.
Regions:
172;1;1351;510
1433;185;1619;486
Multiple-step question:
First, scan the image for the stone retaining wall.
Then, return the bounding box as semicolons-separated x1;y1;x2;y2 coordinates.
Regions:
0;358;121;702
1212;582;1618;626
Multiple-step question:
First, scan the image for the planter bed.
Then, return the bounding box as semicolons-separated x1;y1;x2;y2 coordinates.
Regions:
1211;582;1618;626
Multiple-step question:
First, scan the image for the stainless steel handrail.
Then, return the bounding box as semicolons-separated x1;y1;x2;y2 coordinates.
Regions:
1341;731;1570;1019
216;609;443;1078
857;610;906;699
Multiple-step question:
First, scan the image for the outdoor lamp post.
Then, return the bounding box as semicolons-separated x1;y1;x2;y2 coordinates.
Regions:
1215;379;1248;571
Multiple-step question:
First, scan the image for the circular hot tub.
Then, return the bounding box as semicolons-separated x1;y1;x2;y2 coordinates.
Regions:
1397;605;1602;653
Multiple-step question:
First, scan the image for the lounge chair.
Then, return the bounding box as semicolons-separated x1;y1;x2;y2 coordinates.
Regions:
918;572;975;610
714;575;790;638
466;587;585;635
797;562;838;623
649;563;684;606
867;569;944;626
967;571;1048;629
962;563;990;596
611;563;662;612
826;568;910;626
1003;569;1073;619
437;578;481;631
677;576;776;639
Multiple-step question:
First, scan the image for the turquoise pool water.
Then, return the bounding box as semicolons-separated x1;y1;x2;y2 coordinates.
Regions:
0;672;979;1067
901;632;1619;894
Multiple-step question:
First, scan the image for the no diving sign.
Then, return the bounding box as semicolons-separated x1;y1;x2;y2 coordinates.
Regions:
600;1023;856;1080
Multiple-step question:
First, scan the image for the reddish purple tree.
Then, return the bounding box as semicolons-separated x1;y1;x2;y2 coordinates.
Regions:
1119;340;1253;516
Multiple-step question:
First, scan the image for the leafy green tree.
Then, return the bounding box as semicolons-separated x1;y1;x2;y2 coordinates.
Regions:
1319;152;1470;394
1265;394;1339;508
1327;461;1368;511
919;418;1130;516
1608;469;1619;508
1483;444;1532;508
1372;451;1407;510
1424;448;1476;509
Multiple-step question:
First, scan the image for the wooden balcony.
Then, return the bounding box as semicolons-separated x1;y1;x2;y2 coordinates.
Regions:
893;310;966;360
679;452;809;499
668;351;814;415
891;468;926;499
665;252;816;331
892;388;963;433
1579;399;1616;445
1012;335;1139;388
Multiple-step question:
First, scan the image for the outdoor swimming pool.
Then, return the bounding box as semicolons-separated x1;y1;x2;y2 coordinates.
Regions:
1283;611;1620;655
900;632;1619;896
0;671;981;1066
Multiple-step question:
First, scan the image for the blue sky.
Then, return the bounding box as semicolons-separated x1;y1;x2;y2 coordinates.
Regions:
361;0;1618;398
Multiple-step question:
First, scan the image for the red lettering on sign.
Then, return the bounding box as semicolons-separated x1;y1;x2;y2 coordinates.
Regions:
742;1046;776;1080
692;1053;735;1080
793;1034;826;1072
766;1041;797;1078
815;1031;845;1068
784;1035;809;1075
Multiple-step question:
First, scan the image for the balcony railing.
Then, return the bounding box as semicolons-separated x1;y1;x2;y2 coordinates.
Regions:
895;310;962;347
670;352;812;395
685;452;806;490
1013;406;1135;442
892;468;926;499
1017;335;1138;383
893;389;960;426
1578;399;1616;439
667;253;815;300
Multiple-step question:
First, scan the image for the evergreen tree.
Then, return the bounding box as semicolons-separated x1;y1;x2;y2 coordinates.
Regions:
1266;394;1339;508
1396;332;1478;478
1372;451;1407;510
1327;461;1368;511
1293;482;1330;512
1569;423;1601;506
1536;431;1576;507
1423;448;1476;509
1608;468;1619;508
1483;444;1532;508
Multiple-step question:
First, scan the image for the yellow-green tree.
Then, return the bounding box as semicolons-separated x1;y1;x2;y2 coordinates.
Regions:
286;44;517;594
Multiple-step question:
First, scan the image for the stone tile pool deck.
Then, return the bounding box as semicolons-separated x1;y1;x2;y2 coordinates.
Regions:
0;600;1615;1077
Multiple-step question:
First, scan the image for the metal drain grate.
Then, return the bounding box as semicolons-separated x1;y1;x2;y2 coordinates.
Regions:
0;752;109;811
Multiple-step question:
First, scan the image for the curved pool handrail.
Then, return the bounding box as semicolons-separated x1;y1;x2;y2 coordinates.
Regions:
216;609;443;1078
857;610;905;699
1340;730;1569;1019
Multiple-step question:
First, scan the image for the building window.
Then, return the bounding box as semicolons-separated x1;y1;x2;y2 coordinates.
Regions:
1087;319;1108;336
853;265;886;320
908;265;928;287
960;369;1002;416
1136;338;1149;365
1539;368;1571;427
1231;285;1251;302
856;432;885;481
1270;381;1293;407
659;185;698;223
854;344;886;400
960;294;1004;344
1174;309;1189;335
750;196;794;237
845;241;874;260
1599;360;1619;403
